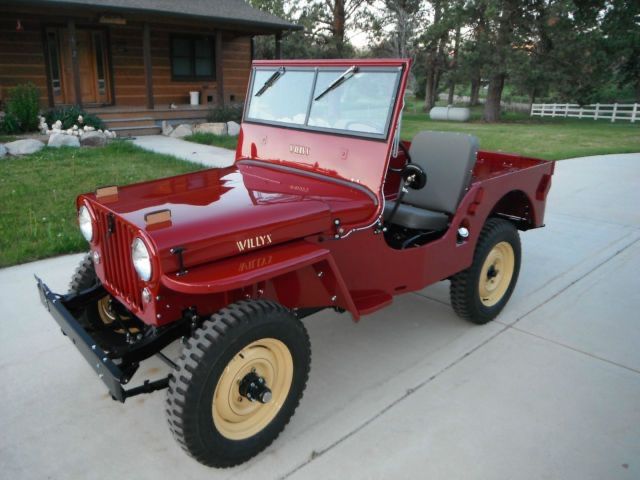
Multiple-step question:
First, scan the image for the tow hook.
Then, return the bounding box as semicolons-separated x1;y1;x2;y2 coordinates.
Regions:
239;372;272;404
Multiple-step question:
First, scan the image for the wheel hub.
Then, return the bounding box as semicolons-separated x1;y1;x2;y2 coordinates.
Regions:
212;338;293;440
239;371;272;404
478;241;515;307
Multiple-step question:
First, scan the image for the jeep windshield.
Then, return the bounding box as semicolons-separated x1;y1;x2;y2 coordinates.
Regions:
245;66;402;140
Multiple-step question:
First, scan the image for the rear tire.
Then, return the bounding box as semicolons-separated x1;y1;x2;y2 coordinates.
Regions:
166;300;311;468
450;218;521;324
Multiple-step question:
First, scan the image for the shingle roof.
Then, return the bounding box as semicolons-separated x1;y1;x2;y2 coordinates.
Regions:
23;0;300;32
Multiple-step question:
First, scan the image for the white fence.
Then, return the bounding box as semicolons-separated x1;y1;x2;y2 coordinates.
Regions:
531;103;638;123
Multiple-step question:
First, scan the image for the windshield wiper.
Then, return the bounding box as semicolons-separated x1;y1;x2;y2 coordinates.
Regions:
254;67;285;97
314;66;359;101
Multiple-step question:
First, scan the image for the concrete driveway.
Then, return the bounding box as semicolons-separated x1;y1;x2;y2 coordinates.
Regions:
1;153;639;480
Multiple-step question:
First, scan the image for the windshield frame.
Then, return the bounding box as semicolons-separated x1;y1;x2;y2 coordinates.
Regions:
243;65;403;141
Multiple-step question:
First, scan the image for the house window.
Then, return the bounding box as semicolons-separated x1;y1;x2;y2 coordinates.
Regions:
171;35;215;80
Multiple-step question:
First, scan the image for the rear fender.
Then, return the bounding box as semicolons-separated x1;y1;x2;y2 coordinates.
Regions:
161;240;359;319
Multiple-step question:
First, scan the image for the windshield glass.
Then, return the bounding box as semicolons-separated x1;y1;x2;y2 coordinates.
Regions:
247;70;315;125
245;67;402;139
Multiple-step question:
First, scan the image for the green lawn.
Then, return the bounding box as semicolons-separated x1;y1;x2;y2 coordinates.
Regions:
0;141;201;267
184;132;239;150
175;109;639;162
400;103;640;161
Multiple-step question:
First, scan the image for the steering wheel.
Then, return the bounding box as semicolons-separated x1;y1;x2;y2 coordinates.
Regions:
402;163;427;190
389;142;426;190
399;142;411;163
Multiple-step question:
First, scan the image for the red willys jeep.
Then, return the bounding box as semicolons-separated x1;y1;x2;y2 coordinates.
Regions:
37;58;554;467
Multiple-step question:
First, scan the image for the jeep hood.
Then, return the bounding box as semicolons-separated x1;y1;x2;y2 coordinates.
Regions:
80;161;376;274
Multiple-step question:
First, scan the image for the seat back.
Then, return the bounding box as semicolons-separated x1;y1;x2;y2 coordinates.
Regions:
404;131;479;214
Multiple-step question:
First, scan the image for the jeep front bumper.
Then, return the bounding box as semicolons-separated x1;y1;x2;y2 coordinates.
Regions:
36;276;169;402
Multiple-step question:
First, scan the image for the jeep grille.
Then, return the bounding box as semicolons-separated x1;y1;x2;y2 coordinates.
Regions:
94;206;142;312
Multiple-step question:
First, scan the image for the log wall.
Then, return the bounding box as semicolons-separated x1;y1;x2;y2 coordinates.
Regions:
0;8;253;108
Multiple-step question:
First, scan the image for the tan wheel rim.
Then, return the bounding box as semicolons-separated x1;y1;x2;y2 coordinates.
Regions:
212;338;293;440
478;241;515;307
97;296;138;333
97;296;117;325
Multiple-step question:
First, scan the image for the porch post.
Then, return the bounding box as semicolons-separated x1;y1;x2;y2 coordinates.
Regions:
143;22;154;109
215;30;224;106
67;19;82;106
41;28;55;108
274;32;282;59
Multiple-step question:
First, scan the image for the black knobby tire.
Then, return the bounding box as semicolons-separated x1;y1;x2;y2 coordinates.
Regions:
450;218;521;324
68;253;103;329
68;253;99;294
166;300;311;468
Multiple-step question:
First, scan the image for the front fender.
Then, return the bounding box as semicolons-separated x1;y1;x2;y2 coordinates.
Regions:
161;240;359;319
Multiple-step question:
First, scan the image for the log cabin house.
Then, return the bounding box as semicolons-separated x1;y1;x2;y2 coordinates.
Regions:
0;0;299;135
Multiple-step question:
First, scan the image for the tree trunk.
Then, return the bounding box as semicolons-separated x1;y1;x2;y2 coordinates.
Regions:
447;27;461;105
423;0;442;111
333;0;346;57
424;64;437;111
529;88;537;111
483;73;505;122
470;76;481;106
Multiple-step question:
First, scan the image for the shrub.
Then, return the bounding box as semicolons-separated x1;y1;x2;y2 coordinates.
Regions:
4;83;40;132
45;105;105;131
0;114;20;134
206;103;243;123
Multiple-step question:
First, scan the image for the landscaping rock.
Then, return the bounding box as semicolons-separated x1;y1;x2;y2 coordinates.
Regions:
5;139;45;156
162;121;174;136
0;144;6;158
80;131;107;147
48;133;80;148
227;121;240;136
169;124;193;138
194;122;227;136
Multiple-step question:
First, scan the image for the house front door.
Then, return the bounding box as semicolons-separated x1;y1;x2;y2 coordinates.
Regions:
50;28;111;105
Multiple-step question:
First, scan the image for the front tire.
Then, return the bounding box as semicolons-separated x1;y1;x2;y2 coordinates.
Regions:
166;300;311;468
450;218;521;324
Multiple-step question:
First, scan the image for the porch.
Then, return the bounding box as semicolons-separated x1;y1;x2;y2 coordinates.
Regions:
85;104;211;137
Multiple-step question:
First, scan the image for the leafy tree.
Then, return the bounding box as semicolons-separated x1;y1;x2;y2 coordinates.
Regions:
601;0;640;101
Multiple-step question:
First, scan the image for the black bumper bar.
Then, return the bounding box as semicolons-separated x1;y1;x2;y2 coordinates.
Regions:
36;276;169;402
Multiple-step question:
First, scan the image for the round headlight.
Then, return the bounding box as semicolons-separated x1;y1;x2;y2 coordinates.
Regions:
78;205;94;242
131;237;152;281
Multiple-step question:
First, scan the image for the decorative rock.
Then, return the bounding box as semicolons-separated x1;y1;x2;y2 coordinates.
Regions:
170;123;193;138
194;122;227;136
226;121;240;136
39;116;49;135
162;121;174;136
48;133;80;148
0;144;6;157
53;120;62;129
5;139;45;155
80;131;107;147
